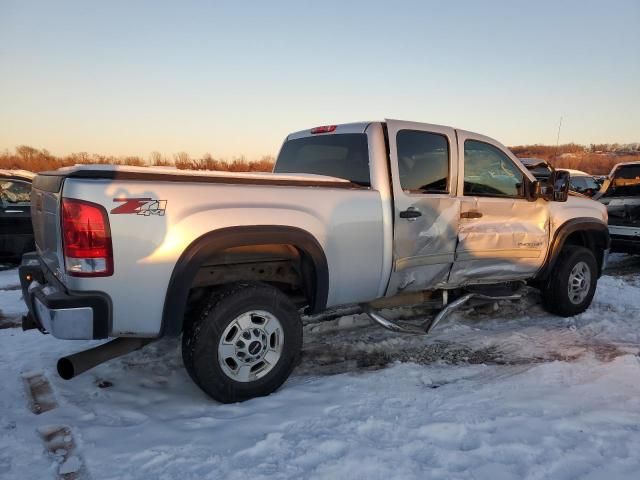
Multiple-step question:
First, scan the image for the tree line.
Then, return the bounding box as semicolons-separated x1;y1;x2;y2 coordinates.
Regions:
2;143;639;175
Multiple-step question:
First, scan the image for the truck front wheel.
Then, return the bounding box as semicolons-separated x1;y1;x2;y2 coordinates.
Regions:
182;282;302;403
541;246;598;317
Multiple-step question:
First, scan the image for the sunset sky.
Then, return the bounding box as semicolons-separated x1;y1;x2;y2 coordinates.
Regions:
1;0;639;160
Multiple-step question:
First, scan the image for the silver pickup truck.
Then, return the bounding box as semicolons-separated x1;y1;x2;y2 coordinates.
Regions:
20;120;610;403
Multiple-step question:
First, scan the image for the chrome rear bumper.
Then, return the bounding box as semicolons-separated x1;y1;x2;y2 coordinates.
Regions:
19;253;110;339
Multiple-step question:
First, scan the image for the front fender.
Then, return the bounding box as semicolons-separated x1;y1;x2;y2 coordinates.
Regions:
536;217;610;280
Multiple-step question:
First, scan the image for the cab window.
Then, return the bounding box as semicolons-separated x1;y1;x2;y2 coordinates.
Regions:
464;140;524;197
275;134;371;186
396;130;449;193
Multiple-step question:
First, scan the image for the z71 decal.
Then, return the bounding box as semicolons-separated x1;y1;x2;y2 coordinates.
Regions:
111;198;167;216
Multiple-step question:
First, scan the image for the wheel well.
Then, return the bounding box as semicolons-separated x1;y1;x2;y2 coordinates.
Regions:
563;230;608;274
189;244;312;305
161;226;328;337
564;230;590;248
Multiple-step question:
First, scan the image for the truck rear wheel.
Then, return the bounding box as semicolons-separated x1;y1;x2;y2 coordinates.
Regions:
541;246;598;317
182;282;302;403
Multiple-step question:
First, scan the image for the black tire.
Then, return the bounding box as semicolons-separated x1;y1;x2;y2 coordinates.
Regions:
541;246;598;317
182;282;302;403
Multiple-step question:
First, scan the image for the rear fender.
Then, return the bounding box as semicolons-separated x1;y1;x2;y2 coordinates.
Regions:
160;225;328;336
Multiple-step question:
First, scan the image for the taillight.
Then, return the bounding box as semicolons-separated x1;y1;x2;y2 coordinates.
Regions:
310;125;337;134
61;198;113;277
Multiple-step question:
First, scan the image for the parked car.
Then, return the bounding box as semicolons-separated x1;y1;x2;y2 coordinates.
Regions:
563;169;601;197
20;120;609;403
0;169;35;263
594;161;640;253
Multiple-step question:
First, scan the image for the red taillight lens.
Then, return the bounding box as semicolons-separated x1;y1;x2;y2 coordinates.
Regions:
61;198;113;277
310;125;337;134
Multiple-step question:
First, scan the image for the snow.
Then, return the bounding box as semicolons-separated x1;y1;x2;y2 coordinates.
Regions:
58;455;81;475
1;262;639;479
0;268;23;326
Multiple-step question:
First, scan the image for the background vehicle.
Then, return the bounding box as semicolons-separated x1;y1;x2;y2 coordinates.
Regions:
519;158;553;181
519;160;600;197
0;169;35;263
563;169;601;197
20;120;609;403
595;162;640;253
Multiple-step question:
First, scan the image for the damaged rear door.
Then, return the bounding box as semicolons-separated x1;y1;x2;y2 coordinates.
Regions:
448;131;550;284
385;120;460;294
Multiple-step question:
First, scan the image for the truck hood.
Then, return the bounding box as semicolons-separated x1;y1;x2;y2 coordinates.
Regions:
559;194;608;224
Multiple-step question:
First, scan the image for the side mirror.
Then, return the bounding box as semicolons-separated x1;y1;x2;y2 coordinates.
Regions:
551;170;570;202
529;179;554;201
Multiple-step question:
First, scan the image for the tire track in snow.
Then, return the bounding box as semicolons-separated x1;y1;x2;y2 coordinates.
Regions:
39;425;89;480
23;373;90;479
23;373;58;415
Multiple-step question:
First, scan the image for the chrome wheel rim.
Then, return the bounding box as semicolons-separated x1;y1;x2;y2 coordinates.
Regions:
568;261;591;305
218;310;284;383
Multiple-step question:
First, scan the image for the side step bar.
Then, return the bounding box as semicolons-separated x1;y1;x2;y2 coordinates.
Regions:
364;292;522;335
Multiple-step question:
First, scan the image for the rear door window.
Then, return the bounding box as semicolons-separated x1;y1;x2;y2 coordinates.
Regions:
396;130;449;193
275;134;370;186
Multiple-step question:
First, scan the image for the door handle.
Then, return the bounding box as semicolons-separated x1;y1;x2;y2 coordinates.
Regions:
460;211;483;219
399;208;422;219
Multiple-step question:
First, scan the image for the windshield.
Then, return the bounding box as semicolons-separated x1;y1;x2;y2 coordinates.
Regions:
0;179;32;205
275;134;371;186
570;175;601;195
604;165;640;197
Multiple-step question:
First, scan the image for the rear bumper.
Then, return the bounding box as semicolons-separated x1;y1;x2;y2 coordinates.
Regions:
609;226;640;254
610;236;640;254
19;253;110;339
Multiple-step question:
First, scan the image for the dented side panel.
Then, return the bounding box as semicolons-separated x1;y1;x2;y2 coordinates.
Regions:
448;197;550;285
448;129;550;286
387;197;460;292
384;120;460;294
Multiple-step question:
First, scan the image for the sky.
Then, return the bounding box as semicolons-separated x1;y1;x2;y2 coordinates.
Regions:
1;0;639;160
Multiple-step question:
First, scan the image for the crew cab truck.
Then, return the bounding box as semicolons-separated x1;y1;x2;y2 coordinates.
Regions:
20;120;609;403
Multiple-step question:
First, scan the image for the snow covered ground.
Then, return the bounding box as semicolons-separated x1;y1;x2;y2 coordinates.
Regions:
1;258;639;480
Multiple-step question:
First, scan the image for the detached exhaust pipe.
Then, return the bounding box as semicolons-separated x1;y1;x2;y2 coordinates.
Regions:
57;338;152;380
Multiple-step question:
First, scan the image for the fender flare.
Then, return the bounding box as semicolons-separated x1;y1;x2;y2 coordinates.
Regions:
536;217;610;280
160;225;329;336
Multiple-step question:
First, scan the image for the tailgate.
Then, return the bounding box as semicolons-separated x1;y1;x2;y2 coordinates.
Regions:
31;175;64;275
